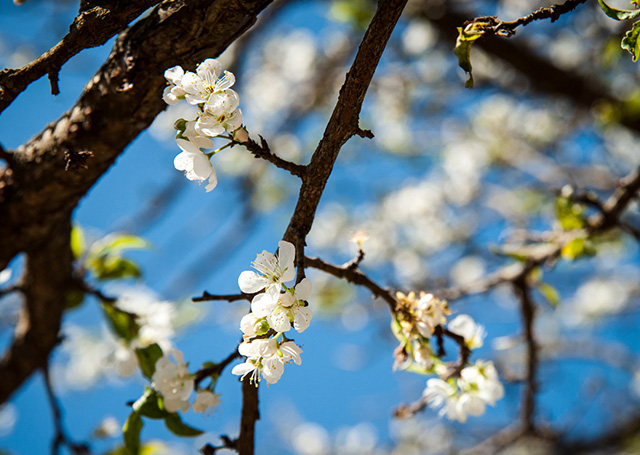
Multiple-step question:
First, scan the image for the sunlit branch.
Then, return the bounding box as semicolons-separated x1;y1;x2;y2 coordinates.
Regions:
0;0;162;114
460;0;589;39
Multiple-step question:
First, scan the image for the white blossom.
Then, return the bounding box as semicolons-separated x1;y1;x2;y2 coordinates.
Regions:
231;338;303;385
448;314;485;349
250;277;313;333
151;349;194;413
162;66;187;105
173;137;217;192
192;390;220;415
238;240;296;299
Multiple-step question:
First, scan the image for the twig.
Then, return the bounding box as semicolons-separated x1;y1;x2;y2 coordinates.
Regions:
461;0;589;40
194;350;242;388
0;1;162;114
305;255;396;309
239;136;306;178
42;364;90;455
513;274;538;433
192;291;254;303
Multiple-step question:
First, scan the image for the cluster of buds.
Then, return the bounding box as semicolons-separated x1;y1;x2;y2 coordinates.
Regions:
232;241;311;385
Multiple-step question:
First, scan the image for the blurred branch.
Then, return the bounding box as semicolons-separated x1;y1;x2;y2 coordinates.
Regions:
42;364;90;455
0;0;162;113
0;216;72;404
513;274;538;433
194;349;242;388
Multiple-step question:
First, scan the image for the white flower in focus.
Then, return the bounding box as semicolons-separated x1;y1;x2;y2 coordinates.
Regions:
238;240;296;299
251;277;313;333
231;338;300;385
448;314;485;349
196;104;242;137
162;66;187;105
279;340;303;365
151;349;194;413
180;58;236;105
174;137;217;192
193;391;220;415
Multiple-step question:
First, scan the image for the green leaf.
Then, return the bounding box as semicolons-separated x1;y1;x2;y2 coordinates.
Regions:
453;21;488;88
70;225;85;259
65;289;86;310
102;302;140;342
164;413;203;437
537;282;561;308
556;195;585;230
598;0;640;20
89;233;150;258
622;20;640;60
123;411;143;455
135;344;163;380
561;237;586;260
92;256;142;281
133;387;168;419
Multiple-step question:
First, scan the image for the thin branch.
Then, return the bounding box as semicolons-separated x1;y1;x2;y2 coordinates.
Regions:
513;274;538;434
192;291;254;303
0;0;162;113
194;350;242;388
239;135;306;178
42;364;90;455
237;379;259;455
304;255;396;309
460;0;589;40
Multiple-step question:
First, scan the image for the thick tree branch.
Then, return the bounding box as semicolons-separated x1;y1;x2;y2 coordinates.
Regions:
0;0;163;114
0;216;72;404
0;0;273;272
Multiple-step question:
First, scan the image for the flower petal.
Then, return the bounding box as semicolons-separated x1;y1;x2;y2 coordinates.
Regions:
238;271;266;294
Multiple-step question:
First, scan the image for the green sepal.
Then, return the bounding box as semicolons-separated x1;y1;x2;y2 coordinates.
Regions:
164;413;203;437
123;411;143;455
135;344;163;380
102;302;140;343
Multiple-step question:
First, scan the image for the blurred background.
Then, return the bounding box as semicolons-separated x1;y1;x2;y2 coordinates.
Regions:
1;0;640;453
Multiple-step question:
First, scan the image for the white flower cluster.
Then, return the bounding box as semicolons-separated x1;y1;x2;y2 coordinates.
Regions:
392;292;502;422
232;240;311;385
162;58;247;192
423;360;504;423
151;349;220;414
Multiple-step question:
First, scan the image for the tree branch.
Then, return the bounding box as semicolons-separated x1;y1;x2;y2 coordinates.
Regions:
0;0;163;113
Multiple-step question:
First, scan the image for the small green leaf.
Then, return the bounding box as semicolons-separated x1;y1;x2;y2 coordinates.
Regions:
133;387;168;419
454;21;489;88
102;302;140;342
598;0;640;20
164;414;203;437
622;20;640;60
65;289;86;310
92;256;142;281
89;234;150;258
70;225;85;259
556;195;585;230
537;282;561;308
135;344;163;380
123;411;143;455
561;237;586;260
